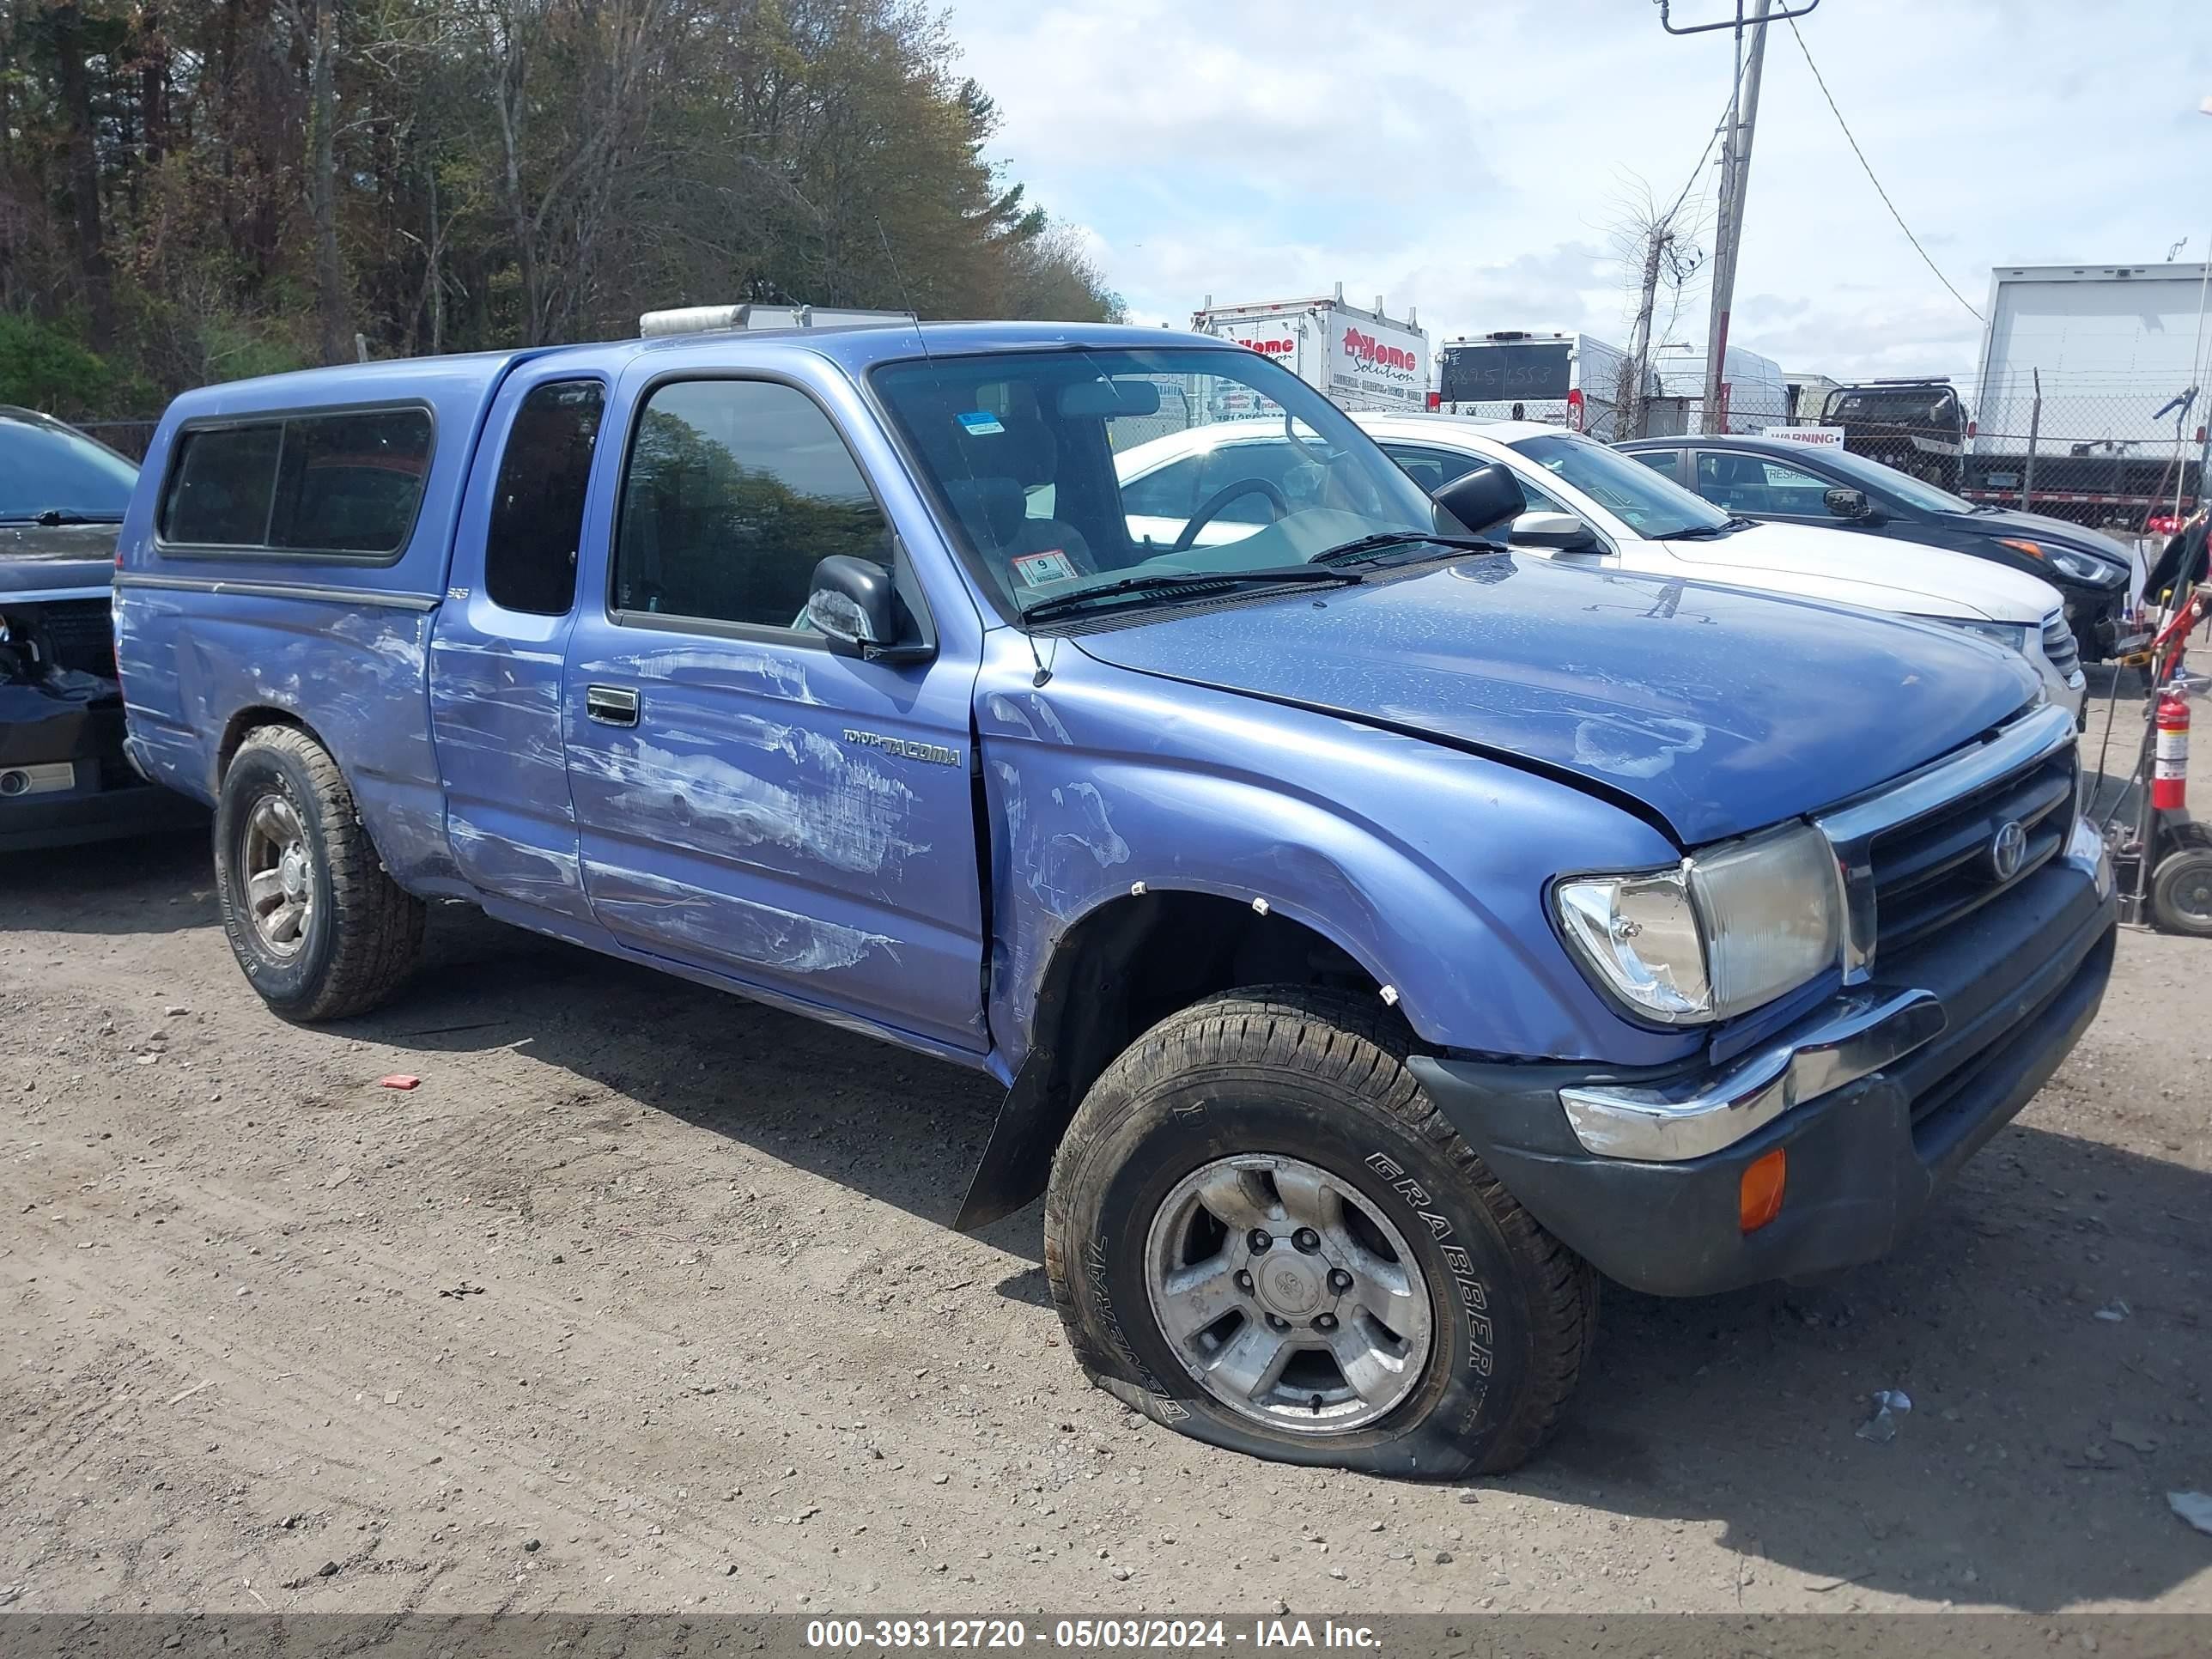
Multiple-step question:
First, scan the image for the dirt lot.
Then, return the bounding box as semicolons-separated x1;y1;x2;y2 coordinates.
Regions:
3;672;2208;1619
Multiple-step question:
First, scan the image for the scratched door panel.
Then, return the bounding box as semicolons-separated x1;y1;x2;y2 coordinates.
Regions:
561;624;987;1054
427;371;607;923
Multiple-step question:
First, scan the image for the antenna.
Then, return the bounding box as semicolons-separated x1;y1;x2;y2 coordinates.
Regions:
874;217;923;329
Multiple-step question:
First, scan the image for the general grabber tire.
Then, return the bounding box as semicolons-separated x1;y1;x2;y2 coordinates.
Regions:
214;725;426;1022
1042;987;1596;1478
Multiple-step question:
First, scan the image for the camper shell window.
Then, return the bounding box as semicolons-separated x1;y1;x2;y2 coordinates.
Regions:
158;404;434;561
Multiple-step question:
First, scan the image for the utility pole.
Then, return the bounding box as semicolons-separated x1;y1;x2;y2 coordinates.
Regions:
1703;0;1773;434
1622;226;1673;441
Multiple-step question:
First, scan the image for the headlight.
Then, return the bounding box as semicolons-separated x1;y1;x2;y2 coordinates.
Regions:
1998;538;2124;586
1942;617;2033;657
1553;823;1842;1025
2051;550;2122;585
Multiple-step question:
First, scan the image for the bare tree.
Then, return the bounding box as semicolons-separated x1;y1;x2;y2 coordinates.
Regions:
1604;174;1705;439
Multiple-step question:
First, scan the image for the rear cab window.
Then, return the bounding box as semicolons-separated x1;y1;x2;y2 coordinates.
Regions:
484;380;605;617
159;406;433;558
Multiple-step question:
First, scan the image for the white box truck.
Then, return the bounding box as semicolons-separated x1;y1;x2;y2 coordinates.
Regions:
1434;330;1640;439
1190;286;1430;415
1961;261;2209;528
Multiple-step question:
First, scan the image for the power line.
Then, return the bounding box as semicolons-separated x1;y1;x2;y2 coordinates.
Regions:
1784;12;1984;324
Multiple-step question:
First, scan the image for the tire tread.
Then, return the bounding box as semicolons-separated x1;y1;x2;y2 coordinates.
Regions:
1043;984;1595;1474
227;726;425;1021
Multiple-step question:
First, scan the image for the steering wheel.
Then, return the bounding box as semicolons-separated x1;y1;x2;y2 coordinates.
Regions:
1171;478;1291;553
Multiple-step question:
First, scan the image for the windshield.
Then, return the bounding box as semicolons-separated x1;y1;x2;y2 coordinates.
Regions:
1505;432;1729;538
871;345;1436;623
1822;387;1961;428
1810;443;1977;515
0;411;138;521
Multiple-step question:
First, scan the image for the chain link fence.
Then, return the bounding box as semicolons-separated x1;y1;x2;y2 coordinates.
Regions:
73;417;159;462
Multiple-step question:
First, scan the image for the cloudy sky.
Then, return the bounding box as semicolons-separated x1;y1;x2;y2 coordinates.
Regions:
945;0;2212;384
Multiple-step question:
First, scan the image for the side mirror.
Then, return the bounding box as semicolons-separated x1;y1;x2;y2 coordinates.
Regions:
1431;462;1524;536
1824;486;1874;522
805;555;932;665
1507;510;1601;553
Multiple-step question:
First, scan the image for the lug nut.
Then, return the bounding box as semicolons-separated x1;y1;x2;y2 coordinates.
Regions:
1328;1268;1353;1292
1265;1313;1291;1332
1315;1313;1338;1332
1292;1228;1321;1253
1247;1230;1273;1254
1234;1269;1254;1292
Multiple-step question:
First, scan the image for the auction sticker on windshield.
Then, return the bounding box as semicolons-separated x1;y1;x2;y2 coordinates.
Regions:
1012;550;1079;587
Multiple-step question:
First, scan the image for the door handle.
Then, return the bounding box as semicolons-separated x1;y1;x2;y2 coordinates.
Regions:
586;684;640;726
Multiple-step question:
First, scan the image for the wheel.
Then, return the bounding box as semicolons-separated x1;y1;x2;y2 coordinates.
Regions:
2150;843;2212;936
1042;987;1596;1478
214;725;426;1019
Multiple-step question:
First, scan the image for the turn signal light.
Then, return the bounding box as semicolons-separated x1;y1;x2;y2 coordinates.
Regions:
1739;1148;1787;1233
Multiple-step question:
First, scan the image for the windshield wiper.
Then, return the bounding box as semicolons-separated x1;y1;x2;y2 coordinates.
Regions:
1311;530;1506;568
9;509;120;527
1019;566;1359;626
1668;515;1756;540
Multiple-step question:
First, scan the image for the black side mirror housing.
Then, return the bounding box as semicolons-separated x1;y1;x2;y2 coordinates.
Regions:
805;555;933;665
1431;462;1524;537
1824;486;1874;522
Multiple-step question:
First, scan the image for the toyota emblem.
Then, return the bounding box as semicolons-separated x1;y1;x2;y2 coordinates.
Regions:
1990;819;2027;881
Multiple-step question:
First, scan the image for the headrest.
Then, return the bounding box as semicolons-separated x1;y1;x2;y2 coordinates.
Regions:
942;477;1028;549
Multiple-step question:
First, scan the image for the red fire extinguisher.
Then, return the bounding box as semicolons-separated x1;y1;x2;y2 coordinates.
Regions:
2154;690;2191;812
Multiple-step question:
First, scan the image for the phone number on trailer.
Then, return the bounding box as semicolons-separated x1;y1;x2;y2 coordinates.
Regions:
805;1620;1234;1650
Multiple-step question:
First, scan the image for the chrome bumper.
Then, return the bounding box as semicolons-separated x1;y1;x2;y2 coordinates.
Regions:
1557;812;2113;1164
1559;988;1947;1162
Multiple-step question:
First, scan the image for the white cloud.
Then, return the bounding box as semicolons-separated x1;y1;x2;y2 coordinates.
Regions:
950;0;2212;383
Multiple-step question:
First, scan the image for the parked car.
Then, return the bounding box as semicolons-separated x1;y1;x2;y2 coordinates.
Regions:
1120;414;2083;720
1;405;203;851
1616;432;2137;661
116;323;2114;1477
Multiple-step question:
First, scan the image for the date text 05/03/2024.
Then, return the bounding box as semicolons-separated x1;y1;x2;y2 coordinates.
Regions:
802;1618;1383;1650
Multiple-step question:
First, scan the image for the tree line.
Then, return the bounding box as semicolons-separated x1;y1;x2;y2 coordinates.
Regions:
0;0;1122;417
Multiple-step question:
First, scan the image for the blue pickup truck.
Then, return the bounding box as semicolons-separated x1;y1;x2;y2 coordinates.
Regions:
114;319;2116;1476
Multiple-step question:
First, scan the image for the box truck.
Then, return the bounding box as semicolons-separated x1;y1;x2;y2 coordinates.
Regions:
1434;331;1642;439
1959;262;2209;529
1190;286;1430;415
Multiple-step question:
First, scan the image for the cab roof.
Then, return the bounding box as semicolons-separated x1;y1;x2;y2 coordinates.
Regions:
157;320;1228;423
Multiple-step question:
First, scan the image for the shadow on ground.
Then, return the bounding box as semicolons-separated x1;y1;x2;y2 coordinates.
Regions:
14;847;2209;1611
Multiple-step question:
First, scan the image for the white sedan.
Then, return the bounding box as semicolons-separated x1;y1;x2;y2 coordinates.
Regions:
1111;414;2085;719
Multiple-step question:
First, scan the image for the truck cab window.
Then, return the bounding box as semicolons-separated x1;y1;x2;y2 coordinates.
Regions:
485;380;604;616
613;380;890;630
161;408;431;555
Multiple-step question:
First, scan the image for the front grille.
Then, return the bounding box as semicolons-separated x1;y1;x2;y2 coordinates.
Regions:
1866;746;2075;958
25;599;117;680
2042;610;2081;681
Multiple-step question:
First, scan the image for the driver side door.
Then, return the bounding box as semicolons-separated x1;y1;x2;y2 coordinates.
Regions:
561;371;988;1054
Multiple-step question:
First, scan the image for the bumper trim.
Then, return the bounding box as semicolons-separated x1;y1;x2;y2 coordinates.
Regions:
1558;987;1947;1162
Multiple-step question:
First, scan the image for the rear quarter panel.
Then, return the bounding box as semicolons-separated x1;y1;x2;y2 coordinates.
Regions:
114;352;525;889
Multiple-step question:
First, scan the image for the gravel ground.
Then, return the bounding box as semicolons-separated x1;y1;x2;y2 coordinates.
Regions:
1;670;2206;1618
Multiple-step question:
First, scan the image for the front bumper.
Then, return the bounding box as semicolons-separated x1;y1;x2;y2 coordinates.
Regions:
2067;591;2125;662
1;696;204;854
1410;828;2117;1297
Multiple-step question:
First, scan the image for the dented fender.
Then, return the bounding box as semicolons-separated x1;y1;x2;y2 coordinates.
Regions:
973;631;1701;1074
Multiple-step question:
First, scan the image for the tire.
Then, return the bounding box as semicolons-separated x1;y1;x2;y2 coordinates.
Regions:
1042;987;1595;1479
214;725;426;1020
2150;843;2212;937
